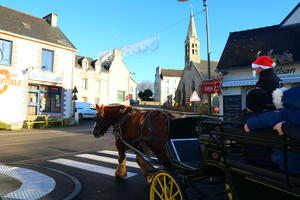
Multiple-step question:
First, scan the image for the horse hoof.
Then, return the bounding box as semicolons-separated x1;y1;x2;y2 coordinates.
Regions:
115;175;126;181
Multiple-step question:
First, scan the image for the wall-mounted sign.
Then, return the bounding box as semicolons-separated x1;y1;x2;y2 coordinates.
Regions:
0;69;22;94
29;71;63;83
274;67;296;75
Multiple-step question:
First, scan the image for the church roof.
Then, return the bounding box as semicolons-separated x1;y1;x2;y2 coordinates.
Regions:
194;60;218;78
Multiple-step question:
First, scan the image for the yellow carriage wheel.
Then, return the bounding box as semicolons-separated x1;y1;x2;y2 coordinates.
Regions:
150;171;185;200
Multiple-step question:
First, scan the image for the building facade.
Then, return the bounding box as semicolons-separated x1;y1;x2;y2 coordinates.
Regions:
73;49;137;106
217;3;300;115
154;66;182;105
0;6;77;129
175;11;218;105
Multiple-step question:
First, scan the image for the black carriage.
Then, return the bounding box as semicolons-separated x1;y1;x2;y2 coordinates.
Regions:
121;114;300;200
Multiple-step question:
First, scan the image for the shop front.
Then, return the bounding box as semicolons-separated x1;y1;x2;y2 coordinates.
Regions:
220;64;300;115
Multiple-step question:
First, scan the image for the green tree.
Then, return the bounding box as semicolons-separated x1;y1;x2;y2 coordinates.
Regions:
143;89;153;101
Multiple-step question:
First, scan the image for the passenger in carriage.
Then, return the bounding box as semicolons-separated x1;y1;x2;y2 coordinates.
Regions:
238;88;276;168
244;84;300;175
244;84;300;132
251;55;283;108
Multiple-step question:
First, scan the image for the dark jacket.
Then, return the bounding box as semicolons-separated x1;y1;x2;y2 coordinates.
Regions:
256;68;283;96
282;121;300;141
247;84;300;131
246;109;300;131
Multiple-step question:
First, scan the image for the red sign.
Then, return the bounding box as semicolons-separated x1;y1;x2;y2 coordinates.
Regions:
214;106;219;112
201;78;222;94
125;96;129;100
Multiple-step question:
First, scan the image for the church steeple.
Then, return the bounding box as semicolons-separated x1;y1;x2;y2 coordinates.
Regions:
185;11;200;67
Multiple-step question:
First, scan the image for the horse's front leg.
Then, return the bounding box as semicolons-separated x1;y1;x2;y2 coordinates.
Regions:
115;138;127;179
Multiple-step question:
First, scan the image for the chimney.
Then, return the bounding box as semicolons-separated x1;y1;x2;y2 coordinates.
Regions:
43;13;57;27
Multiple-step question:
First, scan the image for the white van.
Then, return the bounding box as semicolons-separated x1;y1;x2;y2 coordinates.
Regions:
75;102;97;120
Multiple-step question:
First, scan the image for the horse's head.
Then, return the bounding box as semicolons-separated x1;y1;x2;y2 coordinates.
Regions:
92;104;133;138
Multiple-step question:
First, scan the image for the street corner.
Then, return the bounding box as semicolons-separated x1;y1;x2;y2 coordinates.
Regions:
0;164;80;200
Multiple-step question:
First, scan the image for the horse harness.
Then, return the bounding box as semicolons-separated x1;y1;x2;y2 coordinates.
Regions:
113;110;169;145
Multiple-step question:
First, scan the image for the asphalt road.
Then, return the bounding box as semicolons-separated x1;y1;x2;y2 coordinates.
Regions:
0;107;226;200
0;120;148;200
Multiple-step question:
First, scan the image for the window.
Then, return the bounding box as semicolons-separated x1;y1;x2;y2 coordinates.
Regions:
165;79;169;84
165;87;169;94
41;49;54;72
27;84;62;114
82;78;88;90
117;91;125;102
172;79;176;84
0;39;12;65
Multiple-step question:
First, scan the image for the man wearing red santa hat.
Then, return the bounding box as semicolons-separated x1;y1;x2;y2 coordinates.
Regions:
252;56;283;99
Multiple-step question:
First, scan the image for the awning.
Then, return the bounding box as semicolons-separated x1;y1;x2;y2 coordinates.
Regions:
222;76;300;87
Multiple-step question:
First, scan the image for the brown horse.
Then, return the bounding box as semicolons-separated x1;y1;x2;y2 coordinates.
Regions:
92;104;174;181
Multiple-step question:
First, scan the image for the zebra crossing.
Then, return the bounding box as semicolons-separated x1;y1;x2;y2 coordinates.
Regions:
48;150;141;178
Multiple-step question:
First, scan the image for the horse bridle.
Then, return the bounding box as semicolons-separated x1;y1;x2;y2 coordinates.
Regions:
95;107;134;134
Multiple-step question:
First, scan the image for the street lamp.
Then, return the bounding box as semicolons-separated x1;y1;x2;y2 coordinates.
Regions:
178;0;212;114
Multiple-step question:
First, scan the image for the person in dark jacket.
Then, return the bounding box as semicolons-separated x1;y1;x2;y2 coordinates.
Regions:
239;88;276;168
244;84;300;175
252;56;283;106
244;84;300;131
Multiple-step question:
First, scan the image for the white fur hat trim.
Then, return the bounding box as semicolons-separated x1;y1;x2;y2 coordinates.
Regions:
272;87;288;109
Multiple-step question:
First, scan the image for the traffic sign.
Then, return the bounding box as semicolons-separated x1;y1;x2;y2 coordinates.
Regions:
72;86;78;94
189;91;200;102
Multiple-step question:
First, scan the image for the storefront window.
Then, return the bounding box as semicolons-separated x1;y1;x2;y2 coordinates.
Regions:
28;84;62;114
117;91;125;102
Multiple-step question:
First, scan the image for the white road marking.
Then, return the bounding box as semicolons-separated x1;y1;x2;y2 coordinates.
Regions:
0;165;55;200
97;150;136;159
98;150;157;160
48;158;137;178
76;153;140;168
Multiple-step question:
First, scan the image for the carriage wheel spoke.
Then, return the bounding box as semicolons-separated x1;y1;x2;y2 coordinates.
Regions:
169;190;180;200
164;175;168;199
169;180;174;198
153;186;165;200
157;177;164;192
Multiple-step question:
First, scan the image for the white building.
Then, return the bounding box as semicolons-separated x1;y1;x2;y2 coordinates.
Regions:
0;6;76;129
73;49;137;106
175;11;218;105
154;66;182;105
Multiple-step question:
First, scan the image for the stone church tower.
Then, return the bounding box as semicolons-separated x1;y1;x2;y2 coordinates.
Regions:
185;11;200;67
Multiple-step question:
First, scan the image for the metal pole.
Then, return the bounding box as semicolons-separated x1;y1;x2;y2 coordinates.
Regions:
203;0;212;114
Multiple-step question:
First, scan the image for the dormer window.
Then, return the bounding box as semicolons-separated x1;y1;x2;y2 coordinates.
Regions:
95;60;101;73
82;58;88;71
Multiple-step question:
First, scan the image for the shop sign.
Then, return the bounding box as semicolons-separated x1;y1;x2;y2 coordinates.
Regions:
201;78;222;94
0;69;22;94
29;71;63;83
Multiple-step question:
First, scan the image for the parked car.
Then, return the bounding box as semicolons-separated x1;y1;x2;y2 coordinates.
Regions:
75;102;97;120
130;99;136;105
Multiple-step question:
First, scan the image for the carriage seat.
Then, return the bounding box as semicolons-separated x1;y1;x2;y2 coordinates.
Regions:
165;138;203;171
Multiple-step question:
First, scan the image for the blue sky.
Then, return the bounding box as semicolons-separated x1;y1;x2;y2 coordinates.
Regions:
2;0;299;83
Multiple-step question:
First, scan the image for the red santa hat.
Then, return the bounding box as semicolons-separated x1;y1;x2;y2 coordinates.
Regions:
252;56;276;70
